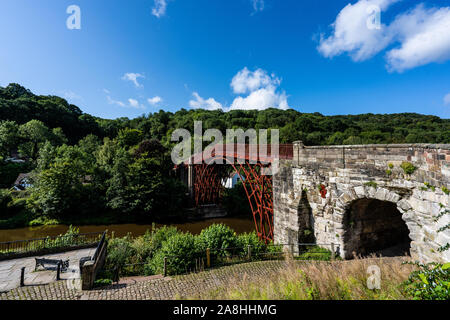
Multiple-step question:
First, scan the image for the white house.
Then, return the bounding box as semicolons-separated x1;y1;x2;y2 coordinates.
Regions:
222;172;243;189
13;173;32;191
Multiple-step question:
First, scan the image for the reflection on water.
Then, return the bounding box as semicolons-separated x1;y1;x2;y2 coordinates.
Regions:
0;216;255;242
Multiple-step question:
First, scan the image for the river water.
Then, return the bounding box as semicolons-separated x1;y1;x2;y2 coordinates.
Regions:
0;216;256;242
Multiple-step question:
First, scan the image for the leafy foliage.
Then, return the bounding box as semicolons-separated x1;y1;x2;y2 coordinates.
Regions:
400;162;417;175
198;224;238;257
147;232;199;275
236;231;266;257
403;262;450;300
1;83;450;226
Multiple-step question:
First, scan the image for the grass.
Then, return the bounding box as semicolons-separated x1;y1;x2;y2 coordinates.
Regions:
193;257;415;300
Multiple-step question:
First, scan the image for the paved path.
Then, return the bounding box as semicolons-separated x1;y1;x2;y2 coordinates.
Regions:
0;248;96;292
0;257;407;300
0;260;290;300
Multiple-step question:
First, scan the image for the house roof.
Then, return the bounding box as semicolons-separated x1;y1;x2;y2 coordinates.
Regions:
14;173;31;186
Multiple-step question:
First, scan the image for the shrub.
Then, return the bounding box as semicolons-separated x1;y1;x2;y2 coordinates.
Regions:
93;278;113;288
130;226;178;264
264;242;283;259
297;246;333;261
106;235;136;271
148;226;179;254
53;225;80;247
442;187;449;195
400;162;417;175
403;262;450;300
147;232;199;276
236;232;266;257
198;224;238;257
388;163;394;169
0;189;12;218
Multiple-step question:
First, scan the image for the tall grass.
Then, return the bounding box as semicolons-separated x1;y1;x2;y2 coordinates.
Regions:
195;256;415;300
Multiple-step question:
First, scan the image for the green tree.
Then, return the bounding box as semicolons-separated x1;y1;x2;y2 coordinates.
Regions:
18;120;50;160
0;120;20;158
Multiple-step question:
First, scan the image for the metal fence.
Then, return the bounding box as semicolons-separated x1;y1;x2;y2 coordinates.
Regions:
99;242;340;284
0;232;104;257
165;243;340;276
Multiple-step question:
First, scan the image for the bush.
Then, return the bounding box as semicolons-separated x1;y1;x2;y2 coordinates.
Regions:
403;262;450;300
297;246;333;261
198;224;238;257
0;189;12;218
400;162;417;175
129;226;179;264
93;278;113;288
236;232;266;257
106;235;136;271
146;232;199;276
49;225;81;247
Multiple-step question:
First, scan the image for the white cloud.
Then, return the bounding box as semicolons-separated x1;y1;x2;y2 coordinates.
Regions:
152;0;167;18
386;5;450;72
231;67;279;94
189;92;223;110
317;0;397;62
444;93;450;105
122;73;145;87
128;98;145;109
107;96;145;109
317;1;450;72
230;86;289;111
189;68;290;111
148;96;162;105
61;90;83;102
107;96;125;107
230;67;289;111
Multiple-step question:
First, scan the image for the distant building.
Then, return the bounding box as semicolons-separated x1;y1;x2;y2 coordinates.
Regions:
13;173;32;190
222;172;242;189
5;157;25;163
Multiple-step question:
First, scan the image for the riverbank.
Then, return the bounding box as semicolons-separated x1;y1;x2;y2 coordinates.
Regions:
0;205;235;232
0;216;255;242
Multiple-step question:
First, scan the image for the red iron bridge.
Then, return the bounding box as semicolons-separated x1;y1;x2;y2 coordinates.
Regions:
174;144;293;243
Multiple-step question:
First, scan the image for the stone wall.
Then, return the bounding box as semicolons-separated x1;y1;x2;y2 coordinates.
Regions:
274;142;450;263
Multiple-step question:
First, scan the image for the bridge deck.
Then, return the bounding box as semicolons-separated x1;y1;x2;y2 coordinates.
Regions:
184;143;293;165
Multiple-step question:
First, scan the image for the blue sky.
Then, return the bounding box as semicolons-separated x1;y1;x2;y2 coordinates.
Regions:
0;0;449;119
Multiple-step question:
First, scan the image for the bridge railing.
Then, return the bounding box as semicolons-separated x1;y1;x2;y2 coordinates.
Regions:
0;232;104;260
186;143;294;164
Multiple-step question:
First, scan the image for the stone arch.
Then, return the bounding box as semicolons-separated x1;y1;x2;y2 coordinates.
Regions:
297;190;315;243
333;185;415;259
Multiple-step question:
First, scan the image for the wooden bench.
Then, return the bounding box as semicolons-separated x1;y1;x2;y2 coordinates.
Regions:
35;258;69;272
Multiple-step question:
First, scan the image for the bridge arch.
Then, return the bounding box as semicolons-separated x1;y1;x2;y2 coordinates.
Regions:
333;186;413;259
190;155;275;243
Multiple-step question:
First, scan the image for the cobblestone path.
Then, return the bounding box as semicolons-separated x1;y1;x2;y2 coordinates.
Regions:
0;260;293;300
0;248;96;292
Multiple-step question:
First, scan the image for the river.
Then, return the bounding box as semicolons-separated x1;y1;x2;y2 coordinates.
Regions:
0;216;256;242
